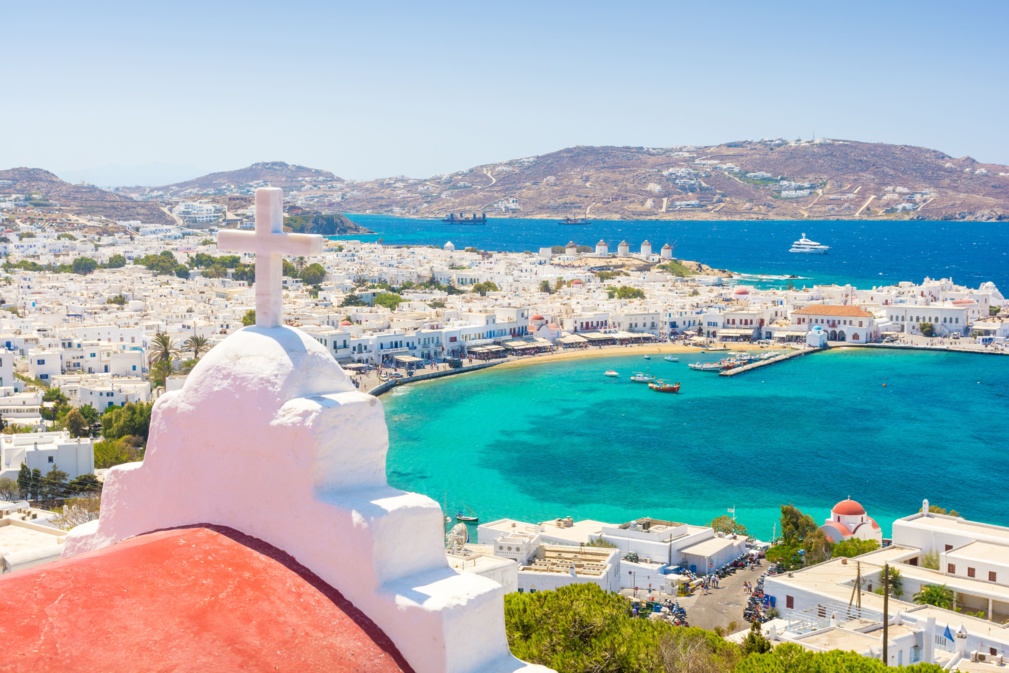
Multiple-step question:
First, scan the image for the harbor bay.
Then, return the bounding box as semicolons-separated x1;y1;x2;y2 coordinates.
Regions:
340;215;1009;291
385;346;1009;539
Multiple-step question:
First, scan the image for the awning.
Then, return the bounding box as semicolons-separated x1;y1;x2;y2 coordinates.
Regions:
718;329;753;337
483;345;505;352
580;332;612;341
342;363;368;370
774;331;807;338
394;355;423;364
558;335;587;344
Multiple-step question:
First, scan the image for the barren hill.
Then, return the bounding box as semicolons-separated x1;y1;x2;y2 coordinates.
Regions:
104;140;1009;222
143;162;340;197
327;140;1008;221
0;167;173;225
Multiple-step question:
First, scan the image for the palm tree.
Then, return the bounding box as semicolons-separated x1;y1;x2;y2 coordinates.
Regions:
150;332;179;364
913;584;954;609
184;335;210;359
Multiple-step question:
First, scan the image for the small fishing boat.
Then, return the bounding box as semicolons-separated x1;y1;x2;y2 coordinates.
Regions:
688;362;722;372
648;380;681;393
456;504;479;522
664;355;679;362
604;370;619;377
643;355;651;360
630;372;656;383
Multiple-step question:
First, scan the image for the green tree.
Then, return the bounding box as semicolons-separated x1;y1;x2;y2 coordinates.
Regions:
607;285;646;300
538;279;554;294
78;404;100;436
740;621;772;656
471;281;499;297
921;550;940;570
374;292;403;311
107;294;127;306
17;464;31;499
67;473;101;495
242;309;256;326
913;584;954;609
767;504;833;569
64;408;89;438
184;335;210;359
101;402;153;442
709;514;748;537
282;258;298;277
340;293;368;308
94;435;145;469
71;257;99;275
505;583;739;673
737;642;943;672
832;538;880;558
919;322;935;337
150;332;179;364
0;476;19;501
928;504;960;517
149;359;173;388
41;466;69;503
104;253;127;269
30;468;43;501
300;262;326;285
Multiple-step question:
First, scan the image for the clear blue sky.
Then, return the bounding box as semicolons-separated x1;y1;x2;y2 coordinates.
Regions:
3;0;1007;182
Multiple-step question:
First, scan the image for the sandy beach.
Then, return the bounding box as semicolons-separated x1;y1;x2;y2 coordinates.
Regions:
495;341;769;371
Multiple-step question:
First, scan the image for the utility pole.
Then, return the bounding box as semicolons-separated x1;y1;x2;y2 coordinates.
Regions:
882;563;890;666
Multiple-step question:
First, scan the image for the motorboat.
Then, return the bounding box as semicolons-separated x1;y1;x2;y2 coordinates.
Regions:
688;362;722;372
648;380;681;393
789;233;830;254
604;370;619;377
630;372;656;383
664;355;679;362
643;355;651;360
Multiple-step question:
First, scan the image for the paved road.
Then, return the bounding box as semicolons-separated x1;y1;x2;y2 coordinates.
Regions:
677;565;763;633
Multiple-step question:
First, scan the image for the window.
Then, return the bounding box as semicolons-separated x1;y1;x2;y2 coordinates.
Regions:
48;456;54;463
945;544;953;552
786;595;794;609
990;571;997;582
37;359;45;365
968;567;975;578
948;563;956;574
992;648;998;656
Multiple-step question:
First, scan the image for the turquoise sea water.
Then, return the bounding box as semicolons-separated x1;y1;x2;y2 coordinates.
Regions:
385;348;1009;539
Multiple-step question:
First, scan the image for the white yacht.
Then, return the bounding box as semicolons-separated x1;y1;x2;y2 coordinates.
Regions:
789;233;830;254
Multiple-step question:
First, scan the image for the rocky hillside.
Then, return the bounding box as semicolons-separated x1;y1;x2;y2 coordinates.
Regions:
0;168;174;224
80;140;1009;222
327;140;1009;221
135;162;340;198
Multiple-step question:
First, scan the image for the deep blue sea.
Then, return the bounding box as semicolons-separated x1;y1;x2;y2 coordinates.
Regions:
340;215;1009;290
354;215;1009;537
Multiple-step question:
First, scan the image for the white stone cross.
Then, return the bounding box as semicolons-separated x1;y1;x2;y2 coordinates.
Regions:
218;187;324;328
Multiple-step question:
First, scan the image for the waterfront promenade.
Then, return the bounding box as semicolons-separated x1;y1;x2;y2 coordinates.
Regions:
355;333;1009;395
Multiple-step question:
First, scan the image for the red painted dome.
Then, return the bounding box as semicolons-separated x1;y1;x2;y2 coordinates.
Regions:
340;320;353;326
832;498;866;516
734;287;750;295
570;279;584;285
531;314;545;321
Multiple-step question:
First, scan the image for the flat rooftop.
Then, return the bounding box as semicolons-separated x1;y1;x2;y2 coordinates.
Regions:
480;517;612;545
797;627;877;653
0;520;65;558
897;513;1009;546
947;540;1009;568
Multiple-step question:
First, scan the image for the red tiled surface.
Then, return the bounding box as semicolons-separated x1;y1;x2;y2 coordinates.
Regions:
0;526;413;673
